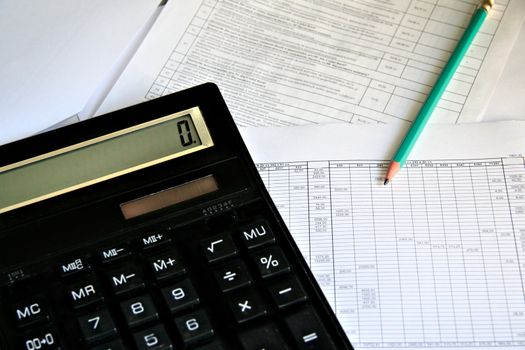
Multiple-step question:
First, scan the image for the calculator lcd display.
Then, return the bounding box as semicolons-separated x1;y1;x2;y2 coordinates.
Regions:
0;107;214;214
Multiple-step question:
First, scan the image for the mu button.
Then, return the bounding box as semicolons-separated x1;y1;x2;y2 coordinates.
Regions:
239;219;275;250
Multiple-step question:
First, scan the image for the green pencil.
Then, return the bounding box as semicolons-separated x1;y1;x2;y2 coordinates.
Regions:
384;0;494;185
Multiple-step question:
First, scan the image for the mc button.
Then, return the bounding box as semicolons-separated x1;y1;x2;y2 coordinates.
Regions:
239;220;275;250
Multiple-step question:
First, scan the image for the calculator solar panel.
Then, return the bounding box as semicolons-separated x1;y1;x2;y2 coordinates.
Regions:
0;83;352;349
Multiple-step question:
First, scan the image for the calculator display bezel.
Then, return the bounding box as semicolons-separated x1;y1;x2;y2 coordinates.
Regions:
0;107;214;215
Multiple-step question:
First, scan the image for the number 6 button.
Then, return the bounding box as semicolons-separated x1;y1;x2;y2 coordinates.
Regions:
174;310;214;346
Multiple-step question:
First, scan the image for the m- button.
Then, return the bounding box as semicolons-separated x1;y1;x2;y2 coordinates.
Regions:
239;220;275;250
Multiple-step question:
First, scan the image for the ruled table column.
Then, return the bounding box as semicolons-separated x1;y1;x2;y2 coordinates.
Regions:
350;163;382;345
288;162;310;264
308;161;335;306
330;161;358;337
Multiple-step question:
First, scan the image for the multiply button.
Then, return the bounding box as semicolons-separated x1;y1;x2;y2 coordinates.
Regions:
251;246;291;279
239;219;275;250
227;290;267;324
213;260;252;293
200;234;238;263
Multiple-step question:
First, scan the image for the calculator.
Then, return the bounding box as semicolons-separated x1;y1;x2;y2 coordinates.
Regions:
0;83;353;350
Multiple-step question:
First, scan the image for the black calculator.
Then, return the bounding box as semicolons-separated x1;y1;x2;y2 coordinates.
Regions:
0;83;352;350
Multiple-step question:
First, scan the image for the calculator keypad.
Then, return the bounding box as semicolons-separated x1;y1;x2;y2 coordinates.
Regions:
2;210;339;349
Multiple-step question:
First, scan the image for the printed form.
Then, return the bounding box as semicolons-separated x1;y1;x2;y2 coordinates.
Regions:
97;0;525;125
241;121;525;349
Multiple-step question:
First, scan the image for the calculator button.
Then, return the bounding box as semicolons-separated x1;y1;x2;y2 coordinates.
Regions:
106;264;145;295
268;276;308;309
213;260;252;293
121;295;159;328
99;245;131;264
285;306;336;349
20;328;61;350
251;247;291;279
228;290;267;324
174;309;214;346
200;234;238;263
148;250;186;281
239;325;288;350
13;299;50;328
89;338;125;350
67;277;104;309
193;341;224;350
137;232;171;250
58;257;90;278
239;220;275;249
161;279;200;314
133;324;173;350
77;308;117;344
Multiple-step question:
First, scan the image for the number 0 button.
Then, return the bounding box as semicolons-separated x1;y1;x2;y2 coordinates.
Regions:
174;310;214;346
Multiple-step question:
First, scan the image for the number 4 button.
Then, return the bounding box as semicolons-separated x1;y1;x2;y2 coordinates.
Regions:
77;309;117;344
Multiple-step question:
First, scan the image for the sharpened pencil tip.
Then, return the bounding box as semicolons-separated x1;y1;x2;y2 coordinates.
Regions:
384;179;390;186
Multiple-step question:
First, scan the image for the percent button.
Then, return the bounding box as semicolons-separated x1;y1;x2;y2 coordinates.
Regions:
251;247;291;279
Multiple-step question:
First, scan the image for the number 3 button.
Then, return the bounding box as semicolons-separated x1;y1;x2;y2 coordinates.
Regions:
174;310;214;346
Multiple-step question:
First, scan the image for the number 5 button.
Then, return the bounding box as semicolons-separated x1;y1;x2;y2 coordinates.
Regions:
77;309;117;344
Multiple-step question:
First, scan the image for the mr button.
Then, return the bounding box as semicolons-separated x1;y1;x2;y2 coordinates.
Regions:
239;220;275;250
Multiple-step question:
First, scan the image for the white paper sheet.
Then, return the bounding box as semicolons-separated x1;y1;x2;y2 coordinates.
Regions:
97;0;525;127
240;121;525;349
0;0;160;146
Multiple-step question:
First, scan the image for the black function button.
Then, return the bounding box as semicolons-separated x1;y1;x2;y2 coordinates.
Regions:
99;245;131;264
106;264;145;295
121;295;159;328
285;306;336;350
228;290;267;324
13;299;50;328
78;309;117;344
20;328;61;350
239;219;275;250
137;232;171;250
193;341;224;350
213;260;252;293
200;234;238;263
67;277;104;309
89;338;125;350
58;257;90;278
148;250;186;282
134;324;173;350
268;276;308;309
174;310;214;347
251;246;291;279
239;325;288;350
161;279;200;314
